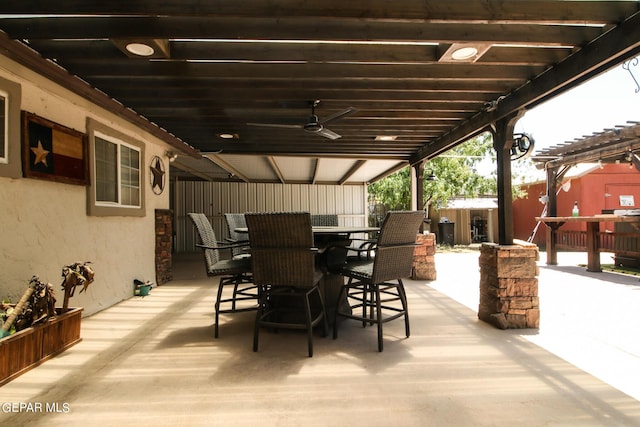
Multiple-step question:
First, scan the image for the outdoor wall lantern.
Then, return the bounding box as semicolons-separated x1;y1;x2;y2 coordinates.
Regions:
165;150;178;162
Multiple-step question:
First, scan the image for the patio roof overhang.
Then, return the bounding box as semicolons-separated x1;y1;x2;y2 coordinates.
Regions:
1;1;639;186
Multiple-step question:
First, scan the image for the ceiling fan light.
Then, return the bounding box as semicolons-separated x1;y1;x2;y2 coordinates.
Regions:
451;47;478;60
125;43;155;57
218;133;237;139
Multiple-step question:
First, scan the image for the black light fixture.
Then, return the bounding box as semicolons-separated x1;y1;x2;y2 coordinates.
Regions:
165;150;178;162
510;133;535;161
426;170;438;181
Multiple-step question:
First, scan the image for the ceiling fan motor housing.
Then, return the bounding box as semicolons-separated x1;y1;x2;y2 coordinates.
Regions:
304;115;323;132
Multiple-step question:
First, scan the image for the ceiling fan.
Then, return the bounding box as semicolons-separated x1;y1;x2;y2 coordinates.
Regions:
247;100;357;140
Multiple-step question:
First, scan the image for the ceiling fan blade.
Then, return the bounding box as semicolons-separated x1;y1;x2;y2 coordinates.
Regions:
316;127;341;140
246;122;302;129
320;107;358;125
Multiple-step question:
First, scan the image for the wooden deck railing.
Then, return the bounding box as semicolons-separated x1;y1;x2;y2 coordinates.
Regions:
556;230;639;256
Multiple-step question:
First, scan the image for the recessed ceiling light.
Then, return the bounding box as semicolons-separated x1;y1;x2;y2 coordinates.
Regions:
451;47;478;61
218;133;237;139
111;39;171;59
125;43;155;57
375;135;397;141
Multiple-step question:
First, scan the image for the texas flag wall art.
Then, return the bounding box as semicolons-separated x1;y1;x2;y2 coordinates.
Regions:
22;112;88;185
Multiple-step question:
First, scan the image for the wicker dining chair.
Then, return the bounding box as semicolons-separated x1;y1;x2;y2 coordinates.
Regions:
224;213;250;260
310;214;339;226
246;212;328;357
188;213;258;338
333;211;423;352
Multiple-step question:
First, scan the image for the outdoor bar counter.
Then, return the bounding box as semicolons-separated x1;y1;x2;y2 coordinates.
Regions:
536;214;640;272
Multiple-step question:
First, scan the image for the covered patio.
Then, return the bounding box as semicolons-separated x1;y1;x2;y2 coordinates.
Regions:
2;2;640;248
1;251;639;426
1;3;640;424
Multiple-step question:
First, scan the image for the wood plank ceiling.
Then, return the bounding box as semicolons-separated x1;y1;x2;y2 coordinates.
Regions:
0;1;639;184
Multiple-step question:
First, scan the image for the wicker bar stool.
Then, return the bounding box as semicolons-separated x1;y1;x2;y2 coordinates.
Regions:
246;212;328;357
224;213;250;260
310;214;339;226
188;213;258;338
333;211;423;352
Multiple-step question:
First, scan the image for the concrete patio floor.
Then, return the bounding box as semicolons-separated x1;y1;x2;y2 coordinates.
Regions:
1;250;639;426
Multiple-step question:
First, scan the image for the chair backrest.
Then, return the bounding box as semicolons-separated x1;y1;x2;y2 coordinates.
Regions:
311;214;339;227
371;211;424;283
224;213;248;258
245;212;317;288
188;213;221;270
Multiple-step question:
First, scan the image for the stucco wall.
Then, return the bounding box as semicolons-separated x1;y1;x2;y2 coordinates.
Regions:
0;54;171;316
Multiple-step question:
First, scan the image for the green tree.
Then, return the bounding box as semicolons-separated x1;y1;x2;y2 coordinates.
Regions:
368;132;501;212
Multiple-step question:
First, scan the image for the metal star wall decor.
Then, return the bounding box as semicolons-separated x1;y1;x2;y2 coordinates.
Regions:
149;155;166;195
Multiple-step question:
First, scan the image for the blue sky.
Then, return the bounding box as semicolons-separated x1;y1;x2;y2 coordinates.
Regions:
516;61;640;152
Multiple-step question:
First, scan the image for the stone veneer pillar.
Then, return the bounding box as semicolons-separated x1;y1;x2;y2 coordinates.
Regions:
412;233;437;280
155;209;173;285
478;241;539;329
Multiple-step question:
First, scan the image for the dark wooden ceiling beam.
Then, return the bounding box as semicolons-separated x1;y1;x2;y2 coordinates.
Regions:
1;1;635;24
4;17;603;47
59;61;544;81
135;107;472;120
338;160;367;185
86;79;513;94
113;88;504;103
116;99;485;111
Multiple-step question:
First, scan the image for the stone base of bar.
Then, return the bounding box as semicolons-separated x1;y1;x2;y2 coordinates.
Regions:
478;240;539;329
413;233;437;280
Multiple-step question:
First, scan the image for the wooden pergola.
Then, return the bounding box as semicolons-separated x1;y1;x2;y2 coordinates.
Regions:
532;121;640;268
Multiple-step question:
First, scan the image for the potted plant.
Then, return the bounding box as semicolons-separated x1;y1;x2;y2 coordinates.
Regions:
133;279;153;296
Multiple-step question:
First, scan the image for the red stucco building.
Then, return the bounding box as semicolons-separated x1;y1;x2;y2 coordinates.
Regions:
513;163;640;248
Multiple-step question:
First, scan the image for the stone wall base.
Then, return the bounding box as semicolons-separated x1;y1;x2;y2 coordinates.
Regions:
478;240;539;329
413;233;437;280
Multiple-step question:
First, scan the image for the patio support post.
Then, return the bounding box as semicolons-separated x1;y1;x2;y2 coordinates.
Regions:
491;111;524;245
546;166;559;265
414;160;426;232
480;109;539;330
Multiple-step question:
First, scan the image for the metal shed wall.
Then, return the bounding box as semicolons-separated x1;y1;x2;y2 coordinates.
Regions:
173;181;367;253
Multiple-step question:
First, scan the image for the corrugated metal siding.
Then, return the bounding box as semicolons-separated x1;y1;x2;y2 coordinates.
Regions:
174;181;366;252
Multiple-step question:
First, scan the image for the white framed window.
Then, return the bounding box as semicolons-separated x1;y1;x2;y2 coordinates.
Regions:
0;89;7;164
87;118;145;216
0;76;21;178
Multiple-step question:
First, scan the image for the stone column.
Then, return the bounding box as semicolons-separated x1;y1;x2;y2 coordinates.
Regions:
155;209;173;285
412;233;437;280
478;241;539;329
